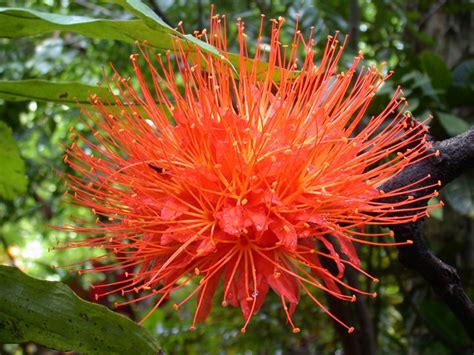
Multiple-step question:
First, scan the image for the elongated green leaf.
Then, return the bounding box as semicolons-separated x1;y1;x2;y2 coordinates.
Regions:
0;122;27;200
0;7;173;51
444;172;474;218
109;0;172;30
0;6;280;105
418;51;452;91
0;80;111;104
0;7;239;73
0;266;161;354
436;111;470;137
452;59;474;88
419;300;469;346
110;0;237;72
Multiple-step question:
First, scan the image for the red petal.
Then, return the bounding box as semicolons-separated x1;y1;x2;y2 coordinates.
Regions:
338;235;361;268
196;239;216;255
266;267;299;304
317;236;345;277
194;271;222;323
216;205;249;236
300;250;341;294
270;220;297;251
246;206;269;232
161;197;188;220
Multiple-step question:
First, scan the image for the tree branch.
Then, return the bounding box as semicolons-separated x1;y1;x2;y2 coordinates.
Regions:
381;126;474;339
349;0;360;52
382;127;474;199
391;222;474;339
147;0;174;28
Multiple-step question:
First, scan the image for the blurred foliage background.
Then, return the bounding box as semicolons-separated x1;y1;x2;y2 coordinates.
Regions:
0;0;473;354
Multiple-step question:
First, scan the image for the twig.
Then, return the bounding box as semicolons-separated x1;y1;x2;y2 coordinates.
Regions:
418;0;447;29
76;0;112;16
147;0;174;28
349;0;360;51
254;0;271;14
381;126;474;339
346;269;376;355
382;127;474;199
390;222;474;339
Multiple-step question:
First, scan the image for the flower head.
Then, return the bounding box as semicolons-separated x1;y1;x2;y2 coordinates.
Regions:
62;11;440;333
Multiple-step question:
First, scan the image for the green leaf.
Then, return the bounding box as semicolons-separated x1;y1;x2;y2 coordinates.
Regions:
109;0;172;30
0;6;283;106
0;265;161;354
0;80;111;104
109;0;237;73
443;172;474;217
436;111;470;137
0;6;222;63
0;122;27;200
452;59;474;88
418;51;452;91
418;300;469;346
0;7;238;75
0;7;173;51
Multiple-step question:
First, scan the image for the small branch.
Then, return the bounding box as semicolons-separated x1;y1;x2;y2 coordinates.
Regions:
381;126;474;339
346;269;377;355
418;0;447;29
382;127;474;200
390;222;474;339
321;247;376;354
254;0;271;14
349;0;360;52
197;0;203;30
147;0;174;28
76;0;112;16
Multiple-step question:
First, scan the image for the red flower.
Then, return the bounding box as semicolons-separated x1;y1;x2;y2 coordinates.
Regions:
61;12;441;333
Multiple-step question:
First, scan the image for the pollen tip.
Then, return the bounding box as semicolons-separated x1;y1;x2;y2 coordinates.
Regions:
222;301;228;307
374;278;380;283
372;292;377;298
173;304;179;311
189;325;197;331
240;327;246;334
406;239;414;245
292;327;300;334
348;327;355;334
